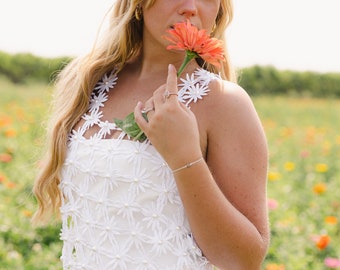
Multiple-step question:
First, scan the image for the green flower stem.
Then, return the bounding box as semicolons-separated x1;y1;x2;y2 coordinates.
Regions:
133;129;145;142
177;51;198;77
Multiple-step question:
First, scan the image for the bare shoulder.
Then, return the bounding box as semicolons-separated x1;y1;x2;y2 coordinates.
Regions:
202;78;269;239
201;78;263;133
207;78;255;114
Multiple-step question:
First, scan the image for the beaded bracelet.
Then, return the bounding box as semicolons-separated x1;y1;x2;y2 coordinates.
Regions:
172;157;204;174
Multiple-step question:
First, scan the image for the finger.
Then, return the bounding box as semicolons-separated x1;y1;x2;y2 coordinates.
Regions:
134;101;148;132
143;97;155;111
165;64;179;102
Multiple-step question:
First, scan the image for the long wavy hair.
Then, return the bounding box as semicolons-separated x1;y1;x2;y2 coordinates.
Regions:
32;0;235;225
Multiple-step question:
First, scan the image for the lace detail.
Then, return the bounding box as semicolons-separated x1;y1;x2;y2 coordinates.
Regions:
72;68;219;141
60;68;220;269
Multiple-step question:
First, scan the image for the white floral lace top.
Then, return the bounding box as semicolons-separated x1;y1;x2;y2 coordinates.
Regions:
59;68;220;270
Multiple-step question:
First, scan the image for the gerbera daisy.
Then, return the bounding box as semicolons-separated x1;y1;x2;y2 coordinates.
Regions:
163;20;225;76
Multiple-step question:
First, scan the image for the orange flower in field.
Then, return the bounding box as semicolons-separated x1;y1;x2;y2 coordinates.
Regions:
164;20;225;76
0;115;12;128
265;264;285;270
325;216;338;225
0;153;12;163
22;210;33;218
313;183;327;194
5;128;17;138
5;181;16;189
315;235;331;250
0;173;6;183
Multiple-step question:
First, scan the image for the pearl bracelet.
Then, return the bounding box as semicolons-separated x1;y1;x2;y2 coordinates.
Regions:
172;157;204;174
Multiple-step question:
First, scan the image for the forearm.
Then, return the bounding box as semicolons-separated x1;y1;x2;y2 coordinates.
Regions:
172;160;269;269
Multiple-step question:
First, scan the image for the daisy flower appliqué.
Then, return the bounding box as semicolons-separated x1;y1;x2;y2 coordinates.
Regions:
95;71;118;93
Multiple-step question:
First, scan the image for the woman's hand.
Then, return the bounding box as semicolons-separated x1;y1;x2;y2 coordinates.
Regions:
134;64;202;169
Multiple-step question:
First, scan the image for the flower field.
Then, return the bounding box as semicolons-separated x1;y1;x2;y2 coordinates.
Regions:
0;76;339;269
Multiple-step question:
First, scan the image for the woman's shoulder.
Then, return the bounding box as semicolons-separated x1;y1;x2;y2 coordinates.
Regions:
195;73;263;138
202;73;254;115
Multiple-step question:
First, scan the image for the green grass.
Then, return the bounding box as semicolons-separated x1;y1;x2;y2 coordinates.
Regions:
0;77;339;269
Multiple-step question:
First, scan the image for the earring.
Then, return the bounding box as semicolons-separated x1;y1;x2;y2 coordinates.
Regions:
135;5;143;21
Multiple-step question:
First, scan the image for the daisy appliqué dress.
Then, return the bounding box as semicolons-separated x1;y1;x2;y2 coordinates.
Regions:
59;68;220;270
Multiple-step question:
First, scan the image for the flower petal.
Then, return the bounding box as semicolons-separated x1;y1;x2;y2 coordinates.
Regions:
164;20;225;67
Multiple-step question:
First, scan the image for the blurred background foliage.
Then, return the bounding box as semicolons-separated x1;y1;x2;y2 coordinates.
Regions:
1;50;340;98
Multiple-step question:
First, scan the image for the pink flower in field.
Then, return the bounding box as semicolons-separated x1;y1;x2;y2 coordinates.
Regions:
324;257;340;268
268;198;279;210
300;150;310;158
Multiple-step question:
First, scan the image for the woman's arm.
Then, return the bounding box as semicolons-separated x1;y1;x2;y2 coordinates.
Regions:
135;65;270;269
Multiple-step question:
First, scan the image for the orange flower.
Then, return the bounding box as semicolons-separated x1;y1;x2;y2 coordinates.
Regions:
22;210;33;218
0;173;7;183
325;216;338;225
313;183;327;194
164;20;225;76
0;115;12;128
315;235;331;250
5;181;16;189
265;264;285;270
0;153;12;163
5;128;17;138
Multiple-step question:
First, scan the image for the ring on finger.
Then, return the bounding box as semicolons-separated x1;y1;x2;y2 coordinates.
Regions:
164;90;178;100
141;107;154;114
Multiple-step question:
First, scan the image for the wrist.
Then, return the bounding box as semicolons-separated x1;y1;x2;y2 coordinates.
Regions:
171;157;204;174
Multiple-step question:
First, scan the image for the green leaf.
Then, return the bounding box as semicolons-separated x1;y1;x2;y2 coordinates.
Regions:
114;112;148;142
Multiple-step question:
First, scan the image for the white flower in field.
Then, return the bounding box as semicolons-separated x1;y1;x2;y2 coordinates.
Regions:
7;250;21;259
32;243;42;252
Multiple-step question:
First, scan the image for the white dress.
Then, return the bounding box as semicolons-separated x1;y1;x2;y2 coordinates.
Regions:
59;68;220;270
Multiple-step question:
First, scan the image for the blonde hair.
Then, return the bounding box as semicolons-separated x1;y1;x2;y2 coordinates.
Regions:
32;0;235;225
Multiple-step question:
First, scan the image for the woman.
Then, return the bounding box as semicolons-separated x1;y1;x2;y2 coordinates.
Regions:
33;0;270;269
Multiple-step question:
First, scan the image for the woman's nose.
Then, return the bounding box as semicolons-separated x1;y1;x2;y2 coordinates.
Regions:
178;0;198;18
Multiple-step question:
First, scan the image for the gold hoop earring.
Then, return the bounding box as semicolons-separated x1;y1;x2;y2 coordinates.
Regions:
135;5;143;21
